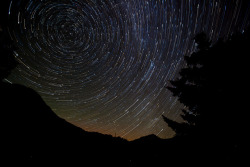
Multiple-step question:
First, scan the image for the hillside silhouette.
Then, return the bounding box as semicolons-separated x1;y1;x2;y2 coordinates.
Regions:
1;81;133;166
0;82;171;167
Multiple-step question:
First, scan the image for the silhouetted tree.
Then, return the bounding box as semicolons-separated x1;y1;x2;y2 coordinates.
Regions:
163;29;250;161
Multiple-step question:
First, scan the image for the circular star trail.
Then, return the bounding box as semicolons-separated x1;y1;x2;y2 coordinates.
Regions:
7;0;250;140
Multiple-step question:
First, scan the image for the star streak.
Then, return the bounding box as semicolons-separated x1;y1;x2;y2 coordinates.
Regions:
7;0;250;140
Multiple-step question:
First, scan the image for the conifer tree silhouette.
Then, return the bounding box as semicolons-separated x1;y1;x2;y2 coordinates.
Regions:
163;29;250;156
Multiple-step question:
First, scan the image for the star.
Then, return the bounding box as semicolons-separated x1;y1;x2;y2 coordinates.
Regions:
7;0;250;140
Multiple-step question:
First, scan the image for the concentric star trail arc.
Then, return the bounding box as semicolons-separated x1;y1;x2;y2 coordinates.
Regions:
7;0;250;140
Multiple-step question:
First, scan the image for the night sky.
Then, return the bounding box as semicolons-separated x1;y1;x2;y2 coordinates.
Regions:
6;0;250;140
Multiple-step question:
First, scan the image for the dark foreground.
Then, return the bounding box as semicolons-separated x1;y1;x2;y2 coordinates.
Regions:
0;82;246;167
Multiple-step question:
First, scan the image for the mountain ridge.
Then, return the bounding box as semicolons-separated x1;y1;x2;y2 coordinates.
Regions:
1;82;168;166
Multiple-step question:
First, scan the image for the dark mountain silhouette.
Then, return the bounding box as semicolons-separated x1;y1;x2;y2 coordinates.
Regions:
0;80;177;167
0;82;131;166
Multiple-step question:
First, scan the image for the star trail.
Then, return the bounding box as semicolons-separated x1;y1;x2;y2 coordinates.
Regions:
6;0;250;140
